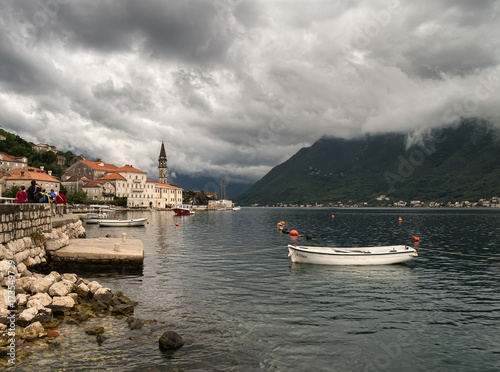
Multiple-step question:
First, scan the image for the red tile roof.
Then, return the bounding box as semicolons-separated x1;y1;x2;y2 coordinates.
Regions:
99;173;126;181
4;167;60;183
155;182;182;189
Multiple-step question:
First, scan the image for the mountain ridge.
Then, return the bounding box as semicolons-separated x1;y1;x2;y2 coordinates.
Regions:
235;120;500;205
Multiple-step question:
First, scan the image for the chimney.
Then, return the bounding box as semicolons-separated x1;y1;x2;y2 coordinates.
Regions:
21;171;25;178
40;166;44;171
48;170;52;176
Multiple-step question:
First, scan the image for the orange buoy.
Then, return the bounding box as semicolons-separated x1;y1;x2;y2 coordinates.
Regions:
281;221;286;225
413;236;420;242
331;214;335;218
398;217;403;222
290;230;299;236
175;223;179;226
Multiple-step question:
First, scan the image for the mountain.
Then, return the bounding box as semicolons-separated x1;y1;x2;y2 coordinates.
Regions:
235;120;500;205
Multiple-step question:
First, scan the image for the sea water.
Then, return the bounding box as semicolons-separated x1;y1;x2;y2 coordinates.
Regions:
10;208;500;371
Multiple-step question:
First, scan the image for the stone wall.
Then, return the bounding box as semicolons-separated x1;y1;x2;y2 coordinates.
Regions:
0;205;86;277
0;204;52;244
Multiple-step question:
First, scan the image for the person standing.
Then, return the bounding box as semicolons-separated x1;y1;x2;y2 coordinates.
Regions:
55;191;67;217
15;185;28;203
27;180;41;203
49;189;57;216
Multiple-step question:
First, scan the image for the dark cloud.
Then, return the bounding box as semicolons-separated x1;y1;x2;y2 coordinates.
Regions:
0;0;499;186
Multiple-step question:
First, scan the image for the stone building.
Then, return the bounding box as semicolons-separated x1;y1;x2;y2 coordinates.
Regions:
0;152;28;171
1;166;60;192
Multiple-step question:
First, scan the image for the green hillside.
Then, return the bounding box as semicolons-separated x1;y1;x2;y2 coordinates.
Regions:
235;120;500;205
0;128;76;178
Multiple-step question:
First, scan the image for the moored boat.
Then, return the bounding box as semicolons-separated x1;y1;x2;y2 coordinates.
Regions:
287;244;417;265
97;218;148;227
173;206;195;215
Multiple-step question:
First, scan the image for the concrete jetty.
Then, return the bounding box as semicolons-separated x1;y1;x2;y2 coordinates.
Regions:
48;237;144;268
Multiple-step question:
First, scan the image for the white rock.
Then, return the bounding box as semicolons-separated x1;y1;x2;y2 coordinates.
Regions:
27;299;46;310
18;307;39;324
30;276;56;294
0;260;11;277
17;262;27;274
30;292;53;307
48;271;61;282
16;293;28;307
60;273;78;284
17;277;35;292
48;280;74;297
50;296;76;312
87;281;102;294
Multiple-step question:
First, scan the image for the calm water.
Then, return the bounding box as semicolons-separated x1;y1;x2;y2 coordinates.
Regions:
12;208;500;371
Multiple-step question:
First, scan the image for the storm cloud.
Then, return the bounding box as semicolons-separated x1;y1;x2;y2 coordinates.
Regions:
1;0;499;187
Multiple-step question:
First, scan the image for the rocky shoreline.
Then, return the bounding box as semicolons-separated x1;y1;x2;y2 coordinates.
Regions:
0;266;184;367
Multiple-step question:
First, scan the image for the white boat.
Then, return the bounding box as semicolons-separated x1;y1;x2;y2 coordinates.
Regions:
97;218;148;227
232;206;241;210
287;244;418;265
83;205;115;223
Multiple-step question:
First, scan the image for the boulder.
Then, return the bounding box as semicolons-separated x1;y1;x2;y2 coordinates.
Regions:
87;281;102;294
18;308;39;326
60;273;78;284
17;277;35;292
72;310;91;323
50;296;76;313
48;280;74;297
30;277;55;294
127;317;144;330
23;321;46;339
26;299;46;310
0;260;11;277
33;307;53;324
85;326;104;335
94;287;113;305
16;293;28;307
48;271;62;282
30;292;53;307
74;282;90;299
110;304;135;316
159;331;184;351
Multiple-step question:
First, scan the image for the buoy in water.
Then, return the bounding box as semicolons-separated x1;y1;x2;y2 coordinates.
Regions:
413;236;420;242
331;214;335;218
175;223;179;227
398;217;403;222
289;230;299;236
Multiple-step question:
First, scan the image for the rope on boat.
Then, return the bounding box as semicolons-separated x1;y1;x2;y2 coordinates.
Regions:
167;246;284;258
416;247;500;259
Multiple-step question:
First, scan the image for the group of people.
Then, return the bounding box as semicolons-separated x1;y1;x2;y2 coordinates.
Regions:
15;180;68;217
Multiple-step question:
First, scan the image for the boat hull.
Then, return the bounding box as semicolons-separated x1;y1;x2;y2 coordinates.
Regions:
287;245;418;265
97;218;147;227
173;208;194;216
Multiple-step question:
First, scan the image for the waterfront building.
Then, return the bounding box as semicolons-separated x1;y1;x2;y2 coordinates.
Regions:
1;166;60;192
60;143;183;208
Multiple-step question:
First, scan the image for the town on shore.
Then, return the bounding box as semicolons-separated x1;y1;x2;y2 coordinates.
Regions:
256;195;500;208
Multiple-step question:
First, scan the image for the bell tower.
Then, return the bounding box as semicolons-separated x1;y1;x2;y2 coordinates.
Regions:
158;142;168;184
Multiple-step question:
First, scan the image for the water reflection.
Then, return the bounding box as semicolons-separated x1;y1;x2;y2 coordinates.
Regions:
10;208;500;371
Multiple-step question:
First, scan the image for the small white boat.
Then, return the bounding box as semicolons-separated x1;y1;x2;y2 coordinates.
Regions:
287;244;418;265
97;218;148;227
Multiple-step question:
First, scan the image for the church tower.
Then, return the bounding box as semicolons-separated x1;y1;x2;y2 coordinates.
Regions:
158;142;168;184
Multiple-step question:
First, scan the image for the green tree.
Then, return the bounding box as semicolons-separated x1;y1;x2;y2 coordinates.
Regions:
3;186;20;198
67;191;88;204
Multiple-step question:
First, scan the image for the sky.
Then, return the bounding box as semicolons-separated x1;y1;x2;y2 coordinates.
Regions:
1;0;500;190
